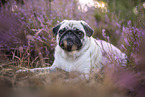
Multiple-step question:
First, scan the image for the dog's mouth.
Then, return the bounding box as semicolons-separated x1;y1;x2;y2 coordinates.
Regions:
62;39;78;52
59;30;82;52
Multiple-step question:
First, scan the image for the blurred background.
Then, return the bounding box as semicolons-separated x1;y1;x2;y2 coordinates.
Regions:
0;0;145;97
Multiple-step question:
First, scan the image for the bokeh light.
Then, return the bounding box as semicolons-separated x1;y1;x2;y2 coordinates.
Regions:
78;0;107;12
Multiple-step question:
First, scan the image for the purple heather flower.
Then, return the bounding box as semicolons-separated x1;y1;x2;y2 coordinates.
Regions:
50;44;55;46
127;20;131;25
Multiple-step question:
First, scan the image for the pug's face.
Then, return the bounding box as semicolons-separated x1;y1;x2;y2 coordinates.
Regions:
52;20;93;52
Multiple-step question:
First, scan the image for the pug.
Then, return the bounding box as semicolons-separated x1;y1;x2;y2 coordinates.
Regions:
17;20;127;77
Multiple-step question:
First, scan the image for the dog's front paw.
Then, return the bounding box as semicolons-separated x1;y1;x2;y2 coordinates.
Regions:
16;69;34;73
16;67;56;74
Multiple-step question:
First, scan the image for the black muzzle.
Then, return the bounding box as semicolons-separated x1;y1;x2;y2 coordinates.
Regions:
59;29;82;52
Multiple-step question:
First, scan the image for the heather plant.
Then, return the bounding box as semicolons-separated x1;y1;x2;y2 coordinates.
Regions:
119;20;144;67
94;0;145;46
94;12;123;45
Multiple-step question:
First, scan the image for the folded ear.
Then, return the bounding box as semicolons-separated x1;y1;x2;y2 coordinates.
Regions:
52;20;68;36
80;21;94;37
52;23;61;36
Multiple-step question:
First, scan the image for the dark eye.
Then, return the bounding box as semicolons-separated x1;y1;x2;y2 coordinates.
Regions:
78;31;82;36
59;28;66;34
59;30;63;34
76;30;84;38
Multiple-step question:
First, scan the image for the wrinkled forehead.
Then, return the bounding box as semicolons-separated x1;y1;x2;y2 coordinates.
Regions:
59;21;85;32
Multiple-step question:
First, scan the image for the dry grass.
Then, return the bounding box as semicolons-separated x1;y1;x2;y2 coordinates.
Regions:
0;61;144;97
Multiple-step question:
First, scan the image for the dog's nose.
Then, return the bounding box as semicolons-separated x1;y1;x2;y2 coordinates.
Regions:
67;39;73;46
66;39;73;51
